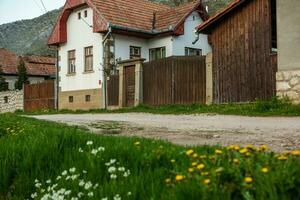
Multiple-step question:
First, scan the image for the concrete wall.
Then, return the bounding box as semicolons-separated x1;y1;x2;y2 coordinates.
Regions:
0;90;23;113
277;0;300;70
58;7;103;92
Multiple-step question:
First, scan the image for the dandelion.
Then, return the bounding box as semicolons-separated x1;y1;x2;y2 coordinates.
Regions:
192;153;198;158
261;167;269;174
186;149;194;156
291;150;300;156
197;164;205;170
191;162;198;167
278;155;288;161
188;168;194;173
203;178;211;185
244;176;253;184
87;141;93;146
175;175;185;182
259;145;269;152
240;148;248;154
134;141;141;146
215;149;223;155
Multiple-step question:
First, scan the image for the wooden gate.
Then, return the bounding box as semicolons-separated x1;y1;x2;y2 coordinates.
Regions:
143;56;206;106
24;80;55;112
107;75;119;106
125;66;135;107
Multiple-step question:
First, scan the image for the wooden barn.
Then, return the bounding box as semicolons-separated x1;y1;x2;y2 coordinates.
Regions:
197;0;278;103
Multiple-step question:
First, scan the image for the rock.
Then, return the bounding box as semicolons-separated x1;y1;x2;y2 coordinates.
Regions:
276;72;284;81
277;82;290;91
289;77;300;86
286;91;299;100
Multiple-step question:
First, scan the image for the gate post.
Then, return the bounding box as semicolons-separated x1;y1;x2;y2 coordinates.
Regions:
206;53;213;105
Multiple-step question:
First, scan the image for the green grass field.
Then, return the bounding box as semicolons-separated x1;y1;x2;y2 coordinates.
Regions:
18;98;300;116
0;114;300;200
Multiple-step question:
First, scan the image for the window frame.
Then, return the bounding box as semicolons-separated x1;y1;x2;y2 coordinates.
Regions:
78;12;81;19
84;46;93;72
69;96;74;103
185;47;202;56
68;50;76;74
130;46;142;59
84;10;88;18
85;95;91;102
4;96;8;104
149;47;166;61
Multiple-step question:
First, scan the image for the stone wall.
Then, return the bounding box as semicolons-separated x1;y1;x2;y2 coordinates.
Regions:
276;70;300;104
0;90;24;113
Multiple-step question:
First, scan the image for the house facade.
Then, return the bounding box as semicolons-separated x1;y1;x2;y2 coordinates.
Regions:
197;0;278;103
48;0;211;110
0;48;56;90
276;0;300;104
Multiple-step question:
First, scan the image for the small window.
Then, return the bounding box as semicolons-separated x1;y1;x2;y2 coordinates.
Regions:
85;95;91;102
78;12;81;19
4;96;8;104
84;10;88;18
68;50;76;74
69;96;74;103
185;47;202;56
130;46;141;59
84;46;93;72
149;47;166;61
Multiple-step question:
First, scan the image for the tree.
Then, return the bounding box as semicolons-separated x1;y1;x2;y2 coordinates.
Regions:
0;65;8;91
15;58;29;90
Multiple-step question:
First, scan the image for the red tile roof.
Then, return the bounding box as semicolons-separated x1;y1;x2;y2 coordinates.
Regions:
48;0;208;45
0;48;56;77
197;0;247;34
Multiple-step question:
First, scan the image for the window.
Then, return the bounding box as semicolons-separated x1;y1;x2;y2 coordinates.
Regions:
85;95;91;102
4;96;8;104
84;46;93;72
84;10;88;18
185;47;202;56
149;47;166;61
69;96;74;103
68;50;76;74
270;0;277;52
130;46;141;59
78;12;81;19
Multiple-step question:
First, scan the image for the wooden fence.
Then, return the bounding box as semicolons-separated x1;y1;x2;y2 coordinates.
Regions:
107;75;119;106
143;56;206;106
24;80;55;112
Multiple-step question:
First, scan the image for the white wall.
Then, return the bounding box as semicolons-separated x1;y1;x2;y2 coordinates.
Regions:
172;11;212;56
59;7;103;92
4;75;46;90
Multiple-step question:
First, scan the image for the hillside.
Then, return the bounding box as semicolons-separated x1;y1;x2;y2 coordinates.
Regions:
0;0;231;56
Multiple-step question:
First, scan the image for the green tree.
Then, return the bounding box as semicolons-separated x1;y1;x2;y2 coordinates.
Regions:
15;58;29;90
0;65;8;91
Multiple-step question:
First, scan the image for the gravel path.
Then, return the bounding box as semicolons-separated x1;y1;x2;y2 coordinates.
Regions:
31;113;300;152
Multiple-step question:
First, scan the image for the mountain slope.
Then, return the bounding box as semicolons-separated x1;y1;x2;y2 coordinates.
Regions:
0;0;231;56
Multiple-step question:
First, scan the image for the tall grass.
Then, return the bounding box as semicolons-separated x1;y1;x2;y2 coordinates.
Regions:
0;114;299;200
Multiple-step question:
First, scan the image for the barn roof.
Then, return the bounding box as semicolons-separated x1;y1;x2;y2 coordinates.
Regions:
0;48;56;77
48;0;208;45
197;0;248;34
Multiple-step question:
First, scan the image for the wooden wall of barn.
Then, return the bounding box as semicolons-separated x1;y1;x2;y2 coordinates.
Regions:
210;0;278;103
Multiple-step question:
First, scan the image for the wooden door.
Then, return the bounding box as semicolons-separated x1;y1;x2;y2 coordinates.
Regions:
125;66;135;107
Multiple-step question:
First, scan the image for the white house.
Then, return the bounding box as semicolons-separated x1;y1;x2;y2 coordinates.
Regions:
48;0;211;110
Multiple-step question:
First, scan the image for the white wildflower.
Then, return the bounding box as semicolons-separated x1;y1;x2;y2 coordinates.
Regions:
79;148;84;153
34;179;39;183
82;170;87;174
84;181;93;190
88;192;94;197
118;167;125;172
127;192;132;196
93;183;99;189
71;198;79;200
78;192;84;198
108;166;116;174
56;176;62;180
98;147;105;151
91;149;98;155
114;194;121;200
66;176;71;180
65;190;72;195
69;167;76;173
79;180;85;187
87;141;93;146
62;170;68;176
123;170;131;177
31;192;38;198
35;183;42;188
71;174;79;180
101;198;108;200
46;179;51;184
110;174;117;179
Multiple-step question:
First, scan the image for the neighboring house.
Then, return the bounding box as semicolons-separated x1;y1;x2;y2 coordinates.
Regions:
276;0;300;104
0;48;56;90
47;0;211;110
196;0;278;103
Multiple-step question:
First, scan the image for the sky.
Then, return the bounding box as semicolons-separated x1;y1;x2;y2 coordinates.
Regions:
0;0;65;25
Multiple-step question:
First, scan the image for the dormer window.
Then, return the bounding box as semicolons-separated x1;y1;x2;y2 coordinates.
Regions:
78;12;81;20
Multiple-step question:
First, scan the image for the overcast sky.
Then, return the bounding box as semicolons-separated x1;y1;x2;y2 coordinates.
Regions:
0;0;65;25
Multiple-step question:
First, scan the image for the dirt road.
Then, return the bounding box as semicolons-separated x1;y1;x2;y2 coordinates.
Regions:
32;113;300;152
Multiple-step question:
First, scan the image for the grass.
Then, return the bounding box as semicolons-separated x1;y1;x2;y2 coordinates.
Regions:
17;97;300;116
0;114;300;200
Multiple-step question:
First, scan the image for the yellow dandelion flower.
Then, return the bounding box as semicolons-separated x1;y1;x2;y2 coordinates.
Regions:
171;159;176;163
278;155;288;161
201;172;209;176
261;167;269;174
188;168;194;173
197;164;205;170
245;152;251;157
192;153;198;158
240;148;248;154
233;158;240;164
244;177;253;184
186;149;194;156
259;145;269;152
246;144;256;151
200;155;207;159
203;179;211;185
291;150;300;156
191;162;198;167
175;175;185;182
215;167;224;174
134;141;141;146
215;149;223;155
165;178;171;184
